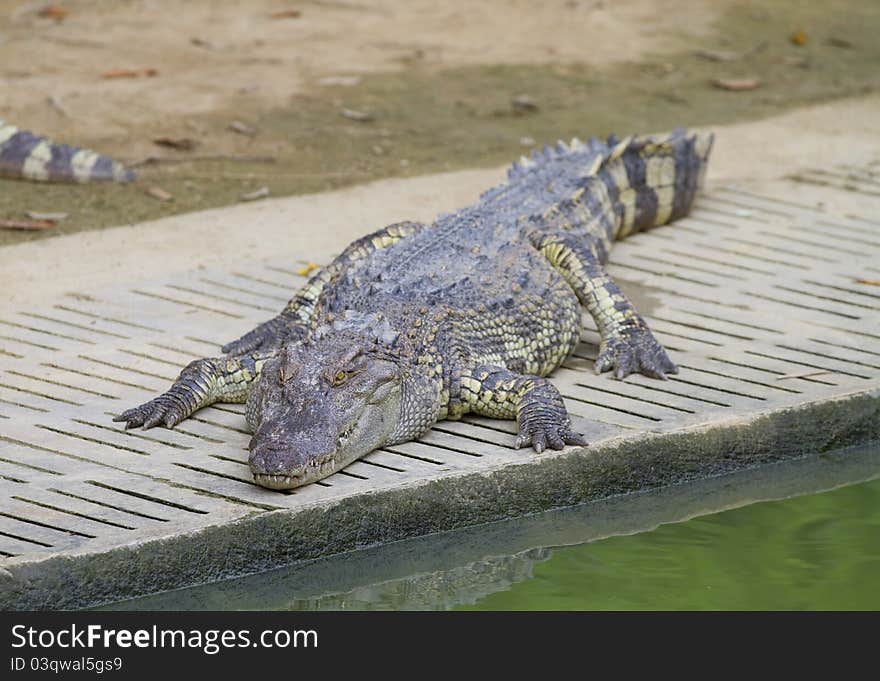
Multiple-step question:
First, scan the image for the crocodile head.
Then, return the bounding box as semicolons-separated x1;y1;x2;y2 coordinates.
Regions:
246;313;403;489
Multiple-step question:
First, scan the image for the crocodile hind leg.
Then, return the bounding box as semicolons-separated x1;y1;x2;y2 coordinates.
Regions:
114;349;277;429
529;230;677;380
459;364;587;452
222;220;427;355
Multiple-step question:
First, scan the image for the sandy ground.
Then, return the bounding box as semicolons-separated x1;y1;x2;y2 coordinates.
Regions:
2;93;878;308
2;0;879;246
1;0;718;152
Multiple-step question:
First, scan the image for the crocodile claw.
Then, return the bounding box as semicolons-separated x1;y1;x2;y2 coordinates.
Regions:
222;325;274;355
514;414;588;453
113;395;187;430
595;323;678;380
221;312;301;355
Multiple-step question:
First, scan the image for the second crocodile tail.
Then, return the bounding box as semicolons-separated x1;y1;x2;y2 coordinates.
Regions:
0;120;135;183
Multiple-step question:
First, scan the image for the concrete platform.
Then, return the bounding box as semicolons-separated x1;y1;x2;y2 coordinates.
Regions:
103;442;880;611
1;168;879;610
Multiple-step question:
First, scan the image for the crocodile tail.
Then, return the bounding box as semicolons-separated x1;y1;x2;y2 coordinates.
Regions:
596;127;714;241
0;120;136;183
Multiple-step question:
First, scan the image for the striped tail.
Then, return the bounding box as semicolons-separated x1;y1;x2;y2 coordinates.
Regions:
598;127;714;241
0;120;135;183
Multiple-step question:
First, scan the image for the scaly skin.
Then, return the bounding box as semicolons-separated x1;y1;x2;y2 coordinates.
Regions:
116;128;714;489
0;120;135;183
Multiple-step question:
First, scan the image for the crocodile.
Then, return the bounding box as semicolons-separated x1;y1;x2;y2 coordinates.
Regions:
0;120;135;183
116;127;714;490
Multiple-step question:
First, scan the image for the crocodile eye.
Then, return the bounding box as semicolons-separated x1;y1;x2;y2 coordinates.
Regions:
331;370;349;387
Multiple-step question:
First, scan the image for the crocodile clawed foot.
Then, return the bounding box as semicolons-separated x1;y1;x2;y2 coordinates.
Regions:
514;407;588;453
595;323;678;380
221;312;300;355
113;395;187;430
221;326;274;356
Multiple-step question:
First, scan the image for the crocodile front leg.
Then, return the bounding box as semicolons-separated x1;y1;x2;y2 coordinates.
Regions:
460;364;587;452
114;350;276;429
530;231;677;380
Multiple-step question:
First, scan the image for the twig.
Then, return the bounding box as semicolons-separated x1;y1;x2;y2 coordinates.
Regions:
130;154;278;168
47;95;69;117
776;370;832;380
0;218;56;231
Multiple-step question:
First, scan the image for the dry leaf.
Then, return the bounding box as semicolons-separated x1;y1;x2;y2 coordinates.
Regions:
239;187;270;202
102;68;158;79
228;120;257;136
693;49;741;62
340;108;373;122
855;278;880;286
297;262;318;277
317;75;362;87
828;37;853;48
153;137;198;151
511;94;539;113
713;78;761;91
25;211;68;221
0;218;56;231
790;30;808;46
271;9;302;19
102;68;140;79
145;186;174;202
38;5;68;20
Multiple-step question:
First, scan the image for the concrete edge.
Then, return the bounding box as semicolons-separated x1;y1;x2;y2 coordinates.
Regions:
1;388;878;610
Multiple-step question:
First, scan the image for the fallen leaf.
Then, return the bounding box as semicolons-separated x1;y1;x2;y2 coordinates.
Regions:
102;68;158;79
271;9;302;19
239;186;270;201
693;49;741;62
38;5;68;20
511;94;539;114
855;278;880;286
102;68;140;79
340;108;373;122
145;186;174;202
228;120;257;136
713;78;761;91
790;30;808;46
828;37;853;48
46;94;69;117
25;211;69;221
297;262;318;277
153;137;199;151
318;75;362;87
0;218;56;231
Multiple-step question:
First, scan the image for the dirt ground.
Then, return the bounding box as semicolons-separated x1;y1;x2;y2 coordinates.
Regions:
1;0;879;245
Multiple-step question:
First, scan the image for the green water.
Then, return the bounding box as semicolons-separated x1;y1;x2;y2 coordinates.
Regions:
460;474;880;611
108;443;880;611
